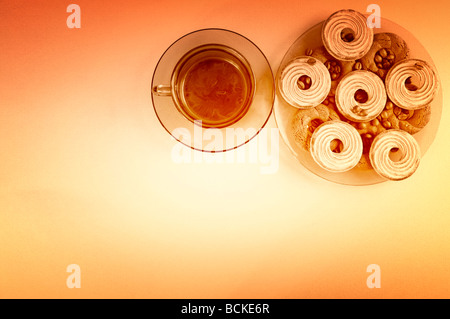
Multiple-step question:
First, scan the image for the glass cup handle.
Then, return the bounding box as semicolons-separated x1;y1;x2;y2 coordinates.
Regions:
153;84;172;96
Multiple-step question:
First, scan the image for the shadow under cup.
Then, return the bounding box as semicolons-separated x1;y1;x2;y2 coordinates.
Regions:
151;29;274;152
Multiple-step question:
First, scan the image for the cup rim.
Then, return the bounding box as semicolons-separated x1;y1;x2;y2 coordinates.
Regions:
170;43;256;129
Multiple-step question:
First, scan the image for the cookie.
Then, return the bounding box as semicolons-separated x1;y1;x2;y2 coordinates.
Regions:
346;98;430;172
385;59;439;110
390;103;431;135
291;103;340;151
310;121;363;173
321;9;373;61
279;56;331;108
359;32;410;80
335;70;387;122
369;129;421;181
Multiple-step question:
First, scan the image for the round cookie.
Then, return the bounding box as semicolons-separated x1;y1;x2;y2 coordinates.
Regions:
291;103;341;151
347;99;431;170
385;59;439;110
321;9;373;61
388;103;431;135
369;129;421;181
368;100;431;135
279;56;331;109
310;121;363;173
335;70;387;122
359;32;410;80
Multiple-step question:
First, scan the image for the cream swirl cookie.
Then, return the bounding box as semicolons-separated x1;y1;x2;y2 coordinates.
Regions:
310;121;363;173
335;70;387;122
369;129;421;180
385;59;439;110
321;9;373;61
279;56;331;109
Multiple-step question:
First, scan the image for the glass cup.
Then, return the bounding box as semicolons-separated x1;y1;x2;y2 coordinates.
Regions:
153;44;255;129
151;28;274;152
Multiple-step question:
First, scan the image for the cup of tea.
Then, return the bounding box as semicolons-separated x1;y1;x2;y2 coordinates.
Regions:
151;29;274;152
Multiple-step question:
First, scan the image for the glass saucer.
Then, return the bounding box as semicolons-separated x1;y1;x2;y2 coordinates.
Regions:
274;17;442;185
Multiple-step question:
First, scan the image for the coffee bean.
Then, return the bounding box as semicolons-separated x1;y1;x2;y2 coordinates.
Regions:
297;80;305;90
381;111;390;119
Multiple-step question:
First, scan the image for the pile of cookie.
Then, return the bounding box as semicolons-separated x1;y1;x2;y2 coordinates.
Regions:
279;9;439;180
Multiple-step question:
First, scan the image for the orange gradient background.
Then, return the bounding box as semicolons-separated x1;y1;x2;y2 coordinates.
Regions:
1;0;449;298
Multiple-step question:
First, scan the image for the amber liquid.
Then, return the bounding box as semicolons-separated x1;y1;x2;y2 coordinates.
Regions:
174;46;254;128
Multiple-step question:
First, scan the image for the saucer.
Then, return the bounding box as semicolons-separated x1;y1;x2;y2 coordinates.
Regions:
152;28;274;152
274;17;442;185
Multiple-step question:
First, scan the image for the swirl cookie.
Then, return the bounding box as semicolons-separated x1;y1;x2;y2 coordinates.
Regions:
385;59;439;110
279;56;331;109
343;97;430;172
310;121;363;173
359;33;410;80
335;70;387;122
291;104;340;151
321;9;373;61
369;129;421;180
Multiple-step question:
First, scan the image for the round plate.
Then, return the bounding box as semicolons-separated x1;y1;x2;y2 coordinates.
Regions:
274;17;442;185
152;28;274;152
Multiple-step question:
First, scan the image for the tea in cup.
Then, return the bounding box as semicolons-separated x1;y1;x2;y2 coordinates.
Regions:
153;44;255;128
